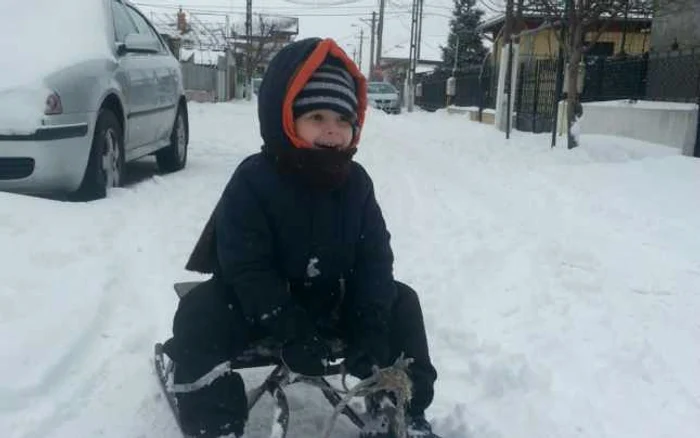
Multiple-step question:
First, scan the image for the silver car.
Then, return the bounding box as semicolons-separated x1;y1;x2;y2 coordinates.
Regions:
0;0;188;200
367;81;401;114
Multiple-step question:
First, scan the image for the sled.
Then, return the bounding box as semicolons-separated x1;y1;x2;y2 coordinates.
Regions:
154;281;369;438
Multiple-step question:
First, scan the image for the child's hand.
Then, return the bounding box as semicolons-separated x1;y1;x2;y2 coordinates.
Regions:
343;335;387;379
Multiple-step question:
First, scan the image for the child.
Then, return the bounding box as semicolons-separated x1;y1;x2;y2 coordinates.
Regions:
162;37;440;438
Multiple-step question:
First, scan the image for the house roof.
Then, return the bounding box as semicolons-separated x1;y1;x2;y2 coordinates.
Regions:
181;48;224;66
478;11;652;34
230;15;299;38
379;57;442;67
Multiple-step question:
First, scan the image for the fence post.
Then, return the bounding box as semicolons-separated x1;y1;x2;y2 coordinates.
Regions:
695;68;700;158
551;53;565;148
478;71;485;122
597;57;605;99
532;60;541;132
639;53;649;99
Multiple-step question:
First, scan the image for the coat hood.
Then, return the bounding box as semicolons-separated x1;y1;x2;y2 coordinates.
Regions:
257;37;368;154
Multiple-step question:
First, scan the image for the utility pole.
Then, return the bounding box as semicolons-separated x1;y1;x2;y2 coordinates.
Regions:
494;0;515;134
407;0;422;112
369;11;377;80
452;36;459;76
416;0;424;61
551;0;568;148
358;28;364;72
504;0;514;138
225;14;231;100
245;0;253;101
376;0;385;68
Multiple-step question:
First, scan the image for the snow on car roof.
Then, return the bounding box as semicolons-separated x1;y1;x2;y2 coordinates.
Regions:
0;0;112;92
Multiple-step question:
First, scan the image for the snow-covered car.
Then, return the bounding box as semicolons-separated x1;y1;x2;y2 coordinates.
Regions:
0;0;189;200
367;81;401;114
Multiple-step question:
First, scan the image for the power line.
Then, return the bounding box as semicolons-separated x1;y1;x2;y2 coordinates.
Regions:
479;0;505;14
138;1;374;10
136;3;410;17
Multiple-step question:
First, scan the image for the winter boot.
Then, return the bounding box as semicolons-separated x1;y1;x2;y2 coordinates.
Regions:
406;414;442;438
173;363;248;438
359;392;398;438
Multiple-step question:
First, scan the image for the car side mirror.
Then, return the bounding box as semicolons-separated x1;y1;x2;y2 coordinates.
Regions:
118;33;160;55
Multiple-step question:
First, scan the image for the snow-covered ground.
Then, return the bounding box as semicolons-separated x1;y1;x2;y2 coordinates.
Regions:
1;101;699;438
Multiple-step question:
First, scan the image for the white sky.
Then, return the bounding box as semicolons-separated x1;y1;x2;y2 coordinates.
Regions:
135;0;504;75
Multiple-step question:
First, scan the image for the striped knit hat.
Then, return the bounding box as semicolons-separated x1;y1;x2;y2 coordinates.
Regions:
293;56;358;121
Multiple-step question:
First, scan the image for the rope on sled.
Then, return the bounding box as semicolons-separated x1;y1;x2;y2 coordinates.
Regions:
321;353;414;438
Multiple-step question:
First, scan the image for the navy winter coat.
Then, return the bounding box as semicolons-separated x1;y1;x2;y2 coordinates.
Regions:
207;38;397;325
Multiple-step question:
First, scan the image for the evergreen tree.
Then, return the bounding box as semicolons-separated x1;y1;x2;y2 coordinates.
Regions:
441;0;487;73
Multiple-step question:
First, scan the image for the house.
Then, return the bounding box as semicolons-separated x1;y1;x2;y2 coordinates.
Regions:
147;8;234;101
229;15;299;78
479;10;653;60
645;0;700;103
649;0;700;52
146;8;298;100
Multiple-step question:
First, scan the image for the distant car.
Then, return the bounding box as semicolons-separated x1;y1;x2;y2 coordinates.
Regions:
367;81;401;114
0;0;189;200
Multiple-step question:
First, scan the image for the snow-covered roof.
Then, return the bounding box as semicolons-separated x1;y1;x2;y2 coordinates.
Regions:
230;15;299;38
147;10;229;51
479;9;652;33
180;49;224;66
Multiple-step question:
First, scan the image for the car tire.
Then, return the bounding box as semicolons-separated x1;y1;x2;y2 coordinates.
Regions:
156;104;188;173
73;109;124;201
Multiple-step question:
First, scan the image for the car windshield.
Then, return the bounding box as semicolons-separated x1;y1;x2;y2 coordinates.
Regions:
1;0;110;91
368;83;397;94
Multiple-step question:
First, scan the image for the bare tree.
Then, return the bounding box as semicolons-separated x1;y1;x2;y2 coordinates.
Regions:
527;0;653;148
233;15;298;97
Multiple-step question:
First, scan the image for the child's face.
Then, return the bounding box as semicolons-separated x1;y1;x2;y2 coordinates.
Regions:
294;109;354;150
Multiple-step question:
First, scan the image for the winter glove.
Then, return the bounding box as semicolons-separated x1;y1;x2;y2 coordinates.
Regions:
343;306;390;379
261;303;316;343
261;303;331;376
280;335;331;376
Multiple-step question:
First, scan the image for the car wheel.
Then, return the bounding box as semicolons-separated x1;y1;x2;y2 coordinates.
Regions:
73;109;124;201
156;105;188;173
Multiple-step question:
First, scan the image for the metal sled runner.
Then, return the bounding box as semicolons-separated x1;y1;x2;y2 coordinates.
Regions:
154;281;412;438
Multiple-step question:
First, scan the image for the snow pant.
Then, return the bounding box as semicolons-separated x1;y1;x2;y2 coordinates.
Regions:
162;277;437;437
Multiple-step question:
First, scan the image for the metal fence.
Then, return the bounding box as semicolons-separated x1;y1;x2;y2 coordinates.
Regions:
512;49;699;156
453;67;484;108
581;49;700;103
581;55;648;102
181;61;221;102
513;49;700;134
416;71;450;111
515;57;559;133
415;63;498;114
646;49;700;103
